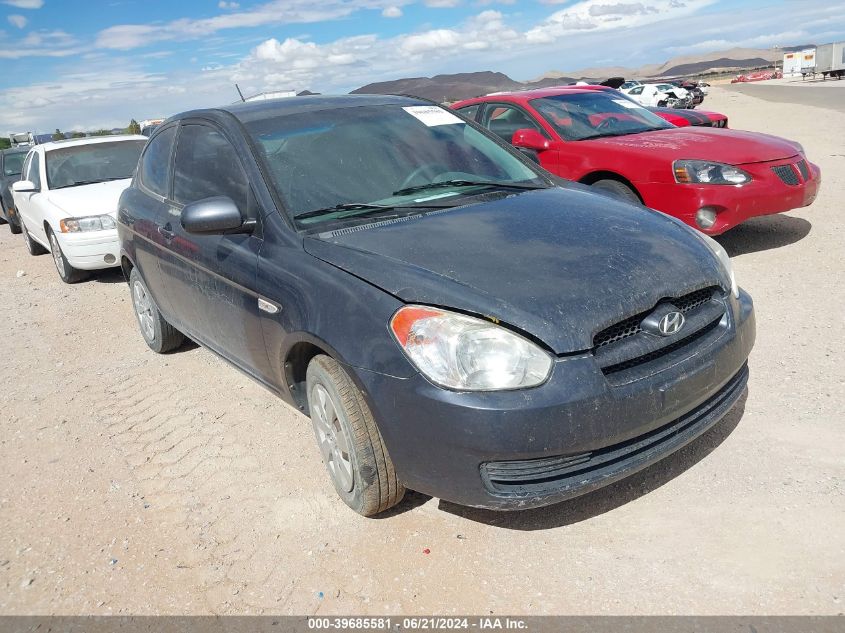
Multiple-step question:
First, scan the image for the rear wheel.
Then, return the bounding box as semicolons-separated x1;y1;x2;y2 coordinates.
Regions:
129;267;184;353
20;218;48;255
48;228;88;284
590;179;642;205
306;355;404;516
9;218;22;235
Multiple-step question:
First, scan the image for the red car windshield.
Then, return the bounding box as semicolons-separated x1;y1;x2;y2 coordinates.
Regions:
530;92;672;141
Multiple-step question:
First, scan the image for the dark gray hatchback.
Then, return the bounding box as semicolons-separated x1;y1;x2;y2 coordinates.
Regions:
117;95;755;515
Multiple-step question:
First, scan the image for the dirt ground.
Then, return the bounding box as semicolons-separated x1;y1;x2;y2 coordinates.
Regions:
1;85;843;616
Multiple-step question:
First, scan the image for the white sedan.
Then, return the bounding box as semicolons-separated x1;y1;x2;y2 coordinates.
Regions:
621;83;690;108
12;135;146;283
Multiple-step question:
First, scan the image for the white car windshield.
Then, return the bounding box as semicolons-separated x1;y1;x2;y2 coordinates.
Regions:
46;140;146;190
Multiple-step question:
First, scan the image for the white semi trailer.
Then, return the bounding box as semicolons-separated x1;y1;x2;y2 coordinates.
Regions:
812;41;845;79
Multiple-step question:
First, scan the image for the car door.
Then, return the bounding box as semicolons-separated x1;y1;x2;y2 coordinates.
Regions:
17;151;49;246
120;124;179;319
158;120;271;376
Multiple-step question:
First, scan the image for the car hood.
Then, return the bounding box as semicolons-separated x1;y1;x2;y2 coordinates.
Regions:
303;187;726;354
586;127;800;165
47;178;132;216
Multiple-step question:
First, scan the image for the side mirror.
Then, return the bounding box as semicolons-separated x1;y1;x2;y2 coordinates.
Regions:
12;180;37;193
180;196;253;235
511;128;550;151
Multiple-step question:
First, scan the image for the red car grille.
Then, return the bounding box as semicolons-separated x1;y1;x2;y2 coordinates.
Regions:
797;159;810;180
771;164;799;185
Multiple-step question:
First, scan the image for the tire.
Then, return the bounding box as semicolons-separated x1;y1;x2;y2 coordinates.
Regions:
591;179;642;205
20;218;48;255
48;228;89;284
306;355;404;516
9;219;21;235
129;267;184;353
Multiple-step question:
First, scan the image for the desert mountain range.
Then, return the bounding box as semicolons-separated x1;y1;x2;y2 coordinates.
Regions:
352;45;811;101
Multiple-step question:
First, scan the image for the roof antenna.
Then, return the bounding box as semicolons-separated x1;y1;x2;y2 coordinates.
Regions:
235;83;246;102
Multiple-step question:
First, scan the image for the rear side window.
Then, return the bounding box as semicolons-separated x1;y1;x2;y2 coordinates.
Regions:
173;124;248;211
455;104;480;121
139;126;176;197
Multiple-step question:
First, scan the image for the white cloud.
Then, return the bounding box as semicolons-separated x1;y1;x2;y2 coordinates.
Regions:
425;0;461;6
7;14;27;28
527;0;717;43
382;5;402;17
1;0;43;7
218;1;240;8
95;0;411;50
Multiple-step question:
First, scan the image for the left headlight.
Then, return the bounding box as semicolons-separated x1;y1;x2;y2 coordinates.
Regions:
695;232;739;298
60;214;116;233
674;160;751;185
390;305;553;391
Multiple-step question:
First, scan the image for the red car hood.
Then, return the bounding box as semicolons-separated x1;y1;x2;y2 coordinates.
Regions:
586;127;801;166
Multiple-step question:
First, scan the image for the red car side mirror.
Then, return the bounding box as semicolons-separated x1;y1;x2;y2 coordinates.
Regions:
511;128;550;151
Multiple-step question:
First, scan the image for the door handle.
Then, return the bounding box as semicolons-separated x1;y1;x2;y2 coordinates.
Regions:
158;223;175;240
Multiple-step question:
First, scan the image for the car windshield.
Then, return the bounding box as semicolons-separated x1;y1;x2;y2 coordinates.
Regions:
46;140;145;190
530;92;673;141
245;103;547;227
3;152;26;176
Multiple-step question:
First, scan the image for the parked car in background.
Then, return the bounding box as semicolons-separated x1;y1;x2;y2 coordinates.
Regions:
453;86;820;234
698;81;711;95
12;135;146;283
0;147;29;234
623;83;692;108
669;80;705;106
117;95;754;516
648;106;728;128
620;80;642;91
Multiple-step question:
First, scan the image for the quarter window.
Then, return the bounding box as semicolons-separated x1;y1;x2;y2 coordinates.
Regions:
455;104;480;121
173;124;248;211
139;125;176;198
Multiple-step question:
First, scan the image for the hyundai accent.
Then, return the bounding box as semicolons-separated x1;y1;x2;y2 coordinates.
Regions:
117;95;755;515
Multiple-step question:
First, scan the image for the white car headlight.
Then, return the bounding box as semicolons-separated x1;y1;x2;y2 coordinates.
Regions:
674;160;751;185
60;214;116;233
696;233;739;298
390;306;553;391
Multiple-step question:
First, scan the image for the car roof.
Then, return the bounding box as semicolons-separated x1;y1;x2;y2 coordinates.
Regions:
173;94;430;125
455;85;615;105
35;135;147;152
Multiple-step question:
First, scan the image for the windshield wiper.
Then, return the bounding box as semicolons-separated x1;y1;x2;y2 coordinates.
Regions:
53;177;129;189
294;201;455;221
392;179;547;197
577;129;655;141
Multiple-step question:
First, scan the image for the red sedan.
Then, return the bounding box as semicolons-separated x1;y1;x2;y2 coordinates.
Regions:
452;87;820;234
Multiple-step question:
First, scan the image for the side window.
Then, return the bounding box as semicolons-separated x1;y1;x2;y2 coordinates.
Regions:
173;124;248;212
139;125;177;198
630;86;644;95
27;153;42;190
455;104;480;121
483;105;547;144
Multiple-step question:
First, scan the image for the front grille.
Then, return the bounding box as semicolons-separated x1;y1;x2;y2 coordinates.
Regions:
592;286;718;349
602;317;722;375
480;364;749;497
772;164;799;186
797;159;810;180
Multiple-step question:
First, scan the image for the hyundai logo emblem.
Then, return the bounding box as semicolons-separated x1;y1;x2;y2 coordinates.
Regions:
658;311;685;336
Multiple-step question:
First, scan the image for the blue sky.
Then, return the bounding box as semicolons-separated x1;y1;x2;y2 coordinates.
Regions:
1;0;843;132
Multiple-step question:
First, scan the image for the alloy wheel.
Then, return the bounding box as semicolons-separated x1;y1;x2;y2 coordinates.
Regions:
132;280;156;342
310;383;354;492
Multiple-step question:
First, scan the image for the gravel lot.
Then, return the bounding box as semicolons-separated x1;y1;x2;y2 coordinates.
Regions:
1;85;843;616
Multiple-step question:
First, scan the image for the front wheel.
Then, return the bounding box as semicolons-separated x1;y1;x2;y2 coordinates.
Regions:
306;355;405;516
48;228;88;284
20;218;48;255
129;267;184;353
590;179;642;205
9;218;22;235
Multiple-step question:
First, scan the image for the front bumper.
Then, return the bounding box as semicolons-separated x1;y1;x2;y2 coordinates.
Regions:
639;156;821;235
355;291;755;510
57;229;120;270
